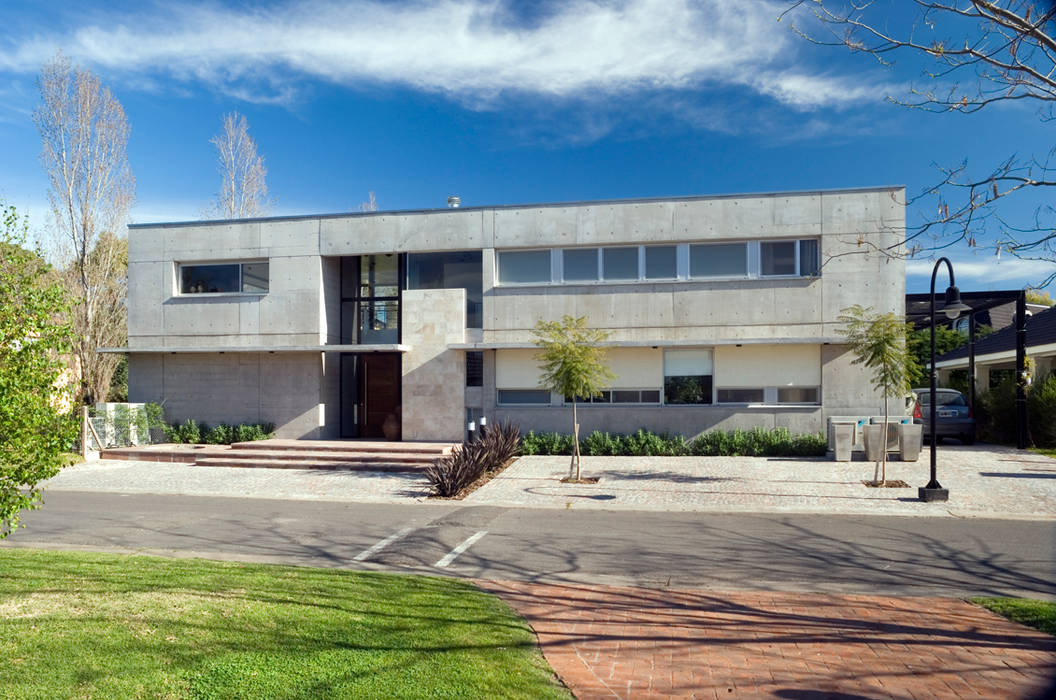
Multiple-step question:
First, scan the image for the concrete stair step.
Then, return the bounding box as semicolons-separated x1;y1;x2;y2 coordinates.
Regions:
194;456;432;472
231;439;455;455
221;449;439;464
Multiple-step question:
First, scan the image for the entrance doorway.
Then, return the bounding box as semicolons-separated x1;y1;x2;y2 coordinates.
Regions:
340;353;401;439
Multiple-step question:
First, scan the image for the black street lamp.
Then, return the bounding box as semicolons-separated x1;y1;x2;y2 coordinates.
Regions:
920;257;972;502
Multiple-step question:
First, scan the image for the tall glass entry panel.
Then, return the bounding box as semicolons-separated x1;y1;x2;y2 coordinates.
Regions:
341;255;401;344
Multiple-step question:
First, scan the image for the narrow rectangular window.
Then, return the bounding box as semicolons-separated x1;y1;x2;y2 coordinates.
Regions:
690;243;747;278
778;386;819;403
180;262;269;294
663;349;713;404
497;250;551;284
717;388;765;403
602;247;639;281
644;245;677;280
497;389;550;405
466;351;483;387
562;248;599;282
760;241;797;276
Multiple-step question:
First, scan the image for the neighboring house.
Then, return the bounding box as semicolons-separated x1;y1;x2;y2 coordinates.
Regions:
122;187;905;441
935;305;1056;389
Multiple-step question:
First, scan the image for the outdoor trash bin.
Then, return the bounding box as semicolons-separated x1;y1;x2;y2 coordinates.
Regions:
897;421;923;462
862;423;886;462
828;420;855;461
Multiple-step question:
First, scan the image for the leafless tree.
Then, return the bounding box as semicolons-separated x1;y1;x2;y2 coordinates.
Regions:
359;191;378;212
789;1;1056;284
34;54;134;405
210;112;271;219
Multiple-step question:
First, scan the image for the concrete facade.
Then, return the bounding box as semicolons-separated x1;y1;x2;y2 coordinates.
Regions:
124;187;905;440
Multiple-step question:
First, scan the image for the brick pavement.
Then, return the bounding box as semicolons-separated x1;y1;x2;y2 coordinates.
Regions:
479;581;1056;699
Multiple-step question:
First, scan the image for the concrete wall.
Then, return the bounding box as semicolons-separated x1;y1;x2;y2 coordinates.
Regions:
128;351;326;438
401;289;466;441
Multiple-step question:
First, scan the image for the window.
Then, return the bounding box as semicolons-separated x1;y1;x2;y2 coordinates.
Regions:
602;247;639;281
613;389;661;404
497;250;551;284
563;248;599;282
466;351;483;387
340;255;400;344
778;387;820;404
179;262;269;294
718;388;765;403
663;349;713;404
798;239;820;276
497;389;550;405
407;250;483;328
760;241;796;276
690;243;747;278
645;245;677;279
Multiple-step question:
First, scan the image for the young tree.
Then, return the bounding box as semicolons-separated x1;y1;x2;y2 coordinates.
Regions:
0;202;78;538
211;112;270;219
34;54;134;405
791;1;1056;281
359;191;378;212
532;316;614;482
838;304;921;485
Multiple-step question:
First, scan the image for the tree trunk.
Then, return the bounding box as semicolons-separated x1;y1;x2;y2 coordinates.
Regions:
571;400;581;481
880;382;889;484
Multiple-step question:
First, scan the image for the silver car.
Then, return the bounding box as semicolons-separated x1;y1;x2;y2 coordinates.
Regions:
911;388;976;445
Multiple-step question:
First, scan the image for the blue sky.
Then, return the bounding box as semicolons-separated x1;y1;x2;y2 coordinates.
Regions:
0;0;1052;294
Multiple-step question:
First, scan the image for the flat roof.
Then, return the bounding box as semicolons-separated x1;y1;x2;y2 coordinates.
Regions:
128;185;905;230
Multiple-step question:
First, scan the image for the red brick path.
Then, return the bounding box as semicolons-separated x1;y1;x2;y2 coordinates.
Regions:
478;581;1056;699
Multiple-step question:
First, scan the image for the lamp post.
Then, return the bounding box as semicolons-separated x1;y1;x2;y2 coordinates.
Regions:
920;257;971;502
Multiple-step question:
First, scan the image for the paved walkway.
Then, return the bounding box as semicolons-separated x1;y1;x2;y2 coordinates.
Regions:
45;444;1056;519
480;580;1056;699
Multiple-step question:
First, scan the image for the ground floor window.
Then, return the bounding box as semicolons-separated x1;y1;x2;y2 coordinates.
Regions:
663;349;713;404
497;389;550;405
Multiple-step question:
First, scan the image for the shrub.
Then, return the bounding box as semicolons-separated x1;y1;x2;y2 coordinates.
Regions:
978;379;1018;444
519;431;575;455
427;420;523;497
582;431;621;456
204;424;235;445
476;419;520;469
523;427;825;457
1028;372;1056;448
235;423;274;442
168;419;201;444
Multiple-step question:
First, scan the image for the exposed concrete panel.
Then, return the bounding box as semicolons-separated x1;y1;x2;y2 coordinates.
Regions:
320;257;342;344
259;218;319;257
320;210;487;256
128;227;167;263
127;354;164;404
401;289;466;441
127;261;168;338
164;222;262;262
260;352;325;438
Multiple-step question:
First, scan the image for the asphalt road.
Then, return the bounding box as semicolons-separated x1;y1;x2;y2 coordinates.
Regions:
3;491;1054;599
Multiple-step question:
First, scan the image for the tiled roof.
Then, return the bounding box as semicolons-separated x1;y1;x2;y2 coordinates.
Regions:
937;305;1056;362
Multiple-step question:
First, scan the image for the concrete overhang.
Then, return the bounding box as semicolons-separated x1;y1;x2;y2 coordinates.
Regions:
102;344;411;354
448;337;844;350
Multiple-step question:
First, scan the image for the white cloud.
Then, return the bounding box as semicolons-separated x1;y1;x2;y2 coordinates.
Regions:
907;257;1056;287
0;0;892;109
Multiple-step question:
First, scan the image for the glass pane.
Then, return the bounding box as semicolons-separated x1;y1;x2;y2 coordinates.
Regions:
690;244;746;277
644;245;677;279
761;241;796;276
241;262;269;292
664;349;714;376
180;264;239;293
718;388;765;403
799;239;820;276
612;390;640;403
778;387;819;403
358;299;399;343
664;376;713;404
341;257;359;299
359;254;399;297
498;250;551;284
640;390;661;403
466;351;483;387
590;390;612;403
563;248;599;281
407;251;483;328
340;301;358;343
602;247;638;280
498;389;550;405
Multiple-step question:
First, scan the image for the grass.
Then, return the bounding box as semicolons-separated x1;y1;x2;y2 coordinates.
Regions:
0;549;570;699
972;597;1056;637
1030;447;1056;459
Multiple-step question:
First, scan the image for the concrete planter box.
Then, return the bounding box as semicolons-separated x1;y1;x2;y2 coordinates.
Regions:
898;422;923;462
862;424;886;462
829;421;855;462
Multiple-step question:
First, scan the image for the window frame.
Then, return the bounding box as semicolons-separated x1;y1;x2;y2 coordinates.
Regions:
496;389;552;406
177;260;270;296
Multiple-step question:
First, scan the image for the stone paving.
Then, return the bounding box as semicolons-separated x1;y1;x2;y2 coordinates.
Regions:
463;445;1056;519
480;580;1056;700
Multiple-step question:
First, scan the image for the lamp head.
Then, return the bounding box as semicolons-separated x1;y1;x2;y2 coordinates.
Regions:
942;285;971;319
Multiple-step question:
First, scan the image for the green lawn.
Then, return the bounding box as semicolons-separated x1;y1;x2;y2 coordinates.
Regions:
972;597;1056;637
1030;447;1056;459
0;549;569;699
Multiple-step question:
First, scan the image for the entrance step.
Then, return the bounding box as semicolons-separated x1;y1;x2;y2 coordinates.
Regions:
230;439;455;456
194;456;431;472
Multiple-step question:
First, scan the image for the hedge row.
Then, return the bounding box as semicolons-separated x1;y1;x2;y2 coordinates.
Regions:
520;427;827;457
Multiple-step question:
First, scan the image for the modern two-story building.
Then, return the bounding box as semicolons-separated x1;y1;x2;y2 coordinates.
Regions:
124;187;906;442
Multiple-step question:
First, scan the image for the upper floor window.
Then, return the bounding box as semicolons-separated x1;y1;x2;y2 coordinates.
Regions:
761;239;819;277
498;250;551;284
179;261;269;294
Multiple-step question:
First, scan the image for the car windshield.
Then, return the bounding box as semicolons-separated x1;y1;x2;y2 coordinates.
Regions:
917;392;966;406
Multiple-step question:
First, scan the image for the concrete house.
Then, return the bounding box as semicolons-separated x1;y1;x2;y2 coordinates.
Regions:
124;187;906;442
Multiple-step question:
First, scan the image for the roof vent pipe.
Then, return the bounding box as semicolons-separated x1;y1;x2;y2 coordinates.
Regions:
447;195;461;208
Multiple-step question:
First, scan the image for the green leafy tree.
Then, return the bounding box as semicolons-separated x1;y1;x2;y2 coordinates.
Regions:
838;304;921;485
1026;289;1054;307
532;316;614;482
0;202;78;538
908;323;993;379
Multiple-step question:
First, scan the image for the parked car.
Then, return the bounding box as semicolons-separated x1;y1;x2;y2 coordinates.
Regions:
911;388;976;444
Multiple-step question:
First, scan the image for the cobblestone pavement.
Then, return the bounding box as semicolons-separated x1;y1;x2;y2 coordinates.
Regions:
480;580;1056;700
463;445;1056;519
45;444;1056;518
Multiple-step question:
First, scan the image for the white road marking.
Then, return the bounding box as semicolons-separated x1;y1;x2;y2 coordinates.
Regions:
434;530;488;568
353;526;415;562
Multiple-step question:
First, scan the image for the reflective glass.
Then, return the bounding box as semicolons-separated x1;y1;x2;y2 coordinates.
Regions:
602;247;638;280
644;245;677;279
760;241;796;276
498;250;551;284
563;248;599;281
690;243;746;277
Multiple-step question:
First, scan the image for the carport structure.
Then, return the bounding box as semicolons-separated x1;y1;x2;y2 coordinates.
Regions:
905;289;1028;449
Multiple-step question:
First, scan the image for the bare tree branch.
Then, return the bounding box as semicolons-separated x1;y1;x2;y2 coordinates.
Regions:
210;112;271;219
